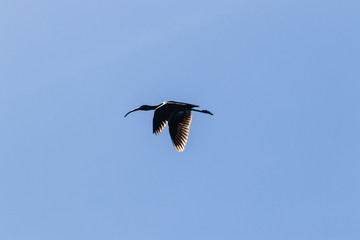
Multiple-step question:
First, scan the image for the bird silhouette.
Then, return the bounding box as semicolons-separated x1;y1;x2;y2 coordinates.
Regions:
124;101;213;152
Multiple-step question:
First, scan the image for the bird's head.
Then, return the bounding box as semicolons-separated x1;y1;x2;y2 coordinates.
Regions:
124;104;158;117
138;105;154;110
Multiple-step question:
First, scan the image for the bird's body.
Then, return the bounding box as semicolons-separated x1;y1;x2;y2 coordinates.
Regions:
125;101;213;152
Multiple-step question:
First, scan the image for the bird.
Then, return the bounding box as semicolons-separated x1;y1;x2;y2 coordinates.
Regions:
124;101;213;152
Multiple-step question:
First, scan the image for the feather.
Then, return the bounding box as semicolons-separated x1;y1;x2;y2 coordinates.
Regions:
168;110;192;152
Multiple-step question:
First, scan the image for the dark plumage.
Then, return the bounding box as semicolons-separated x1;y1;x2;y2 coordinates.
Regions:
124;101;213;152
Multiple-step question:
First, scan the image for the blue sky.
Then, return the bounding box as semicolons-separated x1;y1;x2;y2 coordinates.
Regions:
1;0;359;239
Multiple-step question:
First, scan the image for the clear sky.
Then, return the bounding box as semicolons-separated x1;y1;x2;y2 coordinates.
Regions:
1;0;359;239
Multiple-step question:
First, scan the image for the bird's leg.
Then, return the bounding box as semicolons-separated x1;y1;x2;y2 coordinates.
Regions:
192;109;213;115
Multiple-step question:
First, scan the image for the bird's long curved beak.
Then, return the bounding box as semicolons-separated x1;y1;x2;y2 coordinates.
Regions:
124;107;140;117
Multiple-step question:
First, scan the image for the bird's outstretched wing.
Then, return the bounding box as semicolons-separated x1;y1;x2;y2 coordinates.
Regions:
168;110;192;152
153;103;171;135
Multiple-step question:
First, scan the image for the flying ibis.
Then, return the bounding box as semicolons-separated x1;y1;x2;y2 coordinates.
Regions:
124;101;213;152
